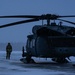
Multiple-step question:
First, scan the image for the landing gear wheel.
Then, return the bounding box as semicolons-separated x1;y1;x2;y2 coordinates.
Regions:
52;58;69;63
20;53;35;63
56;58;69;63
26;54;31;63
25;54;35;63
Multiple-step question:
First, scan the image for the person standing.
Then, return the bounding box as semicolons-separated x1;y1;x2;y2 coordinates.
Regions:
6;43;12;59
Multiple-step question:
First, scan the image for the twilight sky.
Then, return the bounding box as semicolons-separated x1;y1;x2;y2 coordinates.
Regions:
0;0;75;43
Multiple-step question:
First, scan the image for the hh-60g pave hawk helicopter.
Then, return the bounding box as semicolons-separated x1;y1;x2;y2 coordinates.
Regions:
1;14;75;63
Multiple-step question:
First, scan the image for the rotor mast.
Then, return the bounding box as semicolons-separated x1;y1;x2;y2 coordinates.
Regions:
44;14;57;26
47;19;50;25
41;14;51;26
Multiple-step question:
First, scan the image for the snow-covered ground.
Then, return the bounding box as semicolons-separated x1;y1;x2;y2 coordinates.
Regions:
0;51;75;75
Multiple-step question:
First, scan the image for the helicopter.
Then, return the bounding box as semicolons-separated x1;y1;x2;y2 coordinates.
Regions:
0;14;75;63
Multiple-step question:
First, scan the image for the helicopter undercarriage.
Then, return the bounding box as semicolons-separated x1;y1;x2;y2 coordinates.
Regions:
20;51;69;63
20;56;69;64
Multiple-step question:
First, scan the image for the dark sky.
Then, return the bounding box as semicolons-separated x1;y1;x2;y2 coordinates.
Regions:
0;0;75;43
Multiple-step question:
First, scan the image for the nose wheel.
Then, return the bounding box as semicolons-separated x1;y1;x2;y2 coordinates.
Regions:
25;54;32;63
20;53;35;63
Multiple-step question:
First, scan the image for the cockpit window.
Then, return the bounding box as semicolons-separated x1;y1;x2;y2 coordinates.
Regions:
66;28;75;36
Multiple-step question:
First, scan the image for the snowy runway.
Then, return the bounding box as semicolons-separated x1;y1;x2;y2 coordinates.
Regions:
0;51;75;75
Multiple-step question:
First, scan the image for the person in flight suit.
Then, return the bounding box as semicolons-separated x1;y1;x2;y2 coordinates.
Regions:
6;43;12;59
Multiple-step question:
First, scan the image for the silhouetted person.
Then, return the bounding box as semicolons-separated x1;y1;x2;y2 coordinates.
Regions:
6;43;12;59
22;46;25;57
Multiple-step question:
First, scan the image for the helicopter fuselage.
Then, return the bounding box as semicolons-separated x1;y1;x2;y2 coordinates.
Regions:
26;35;75;58
25;25;75;59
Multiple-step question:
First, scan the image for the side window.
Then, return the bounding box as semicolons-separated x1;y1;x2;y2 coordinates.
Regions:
26;39;30;47
30;39;35;48
30;41;32;48
32;39;35;47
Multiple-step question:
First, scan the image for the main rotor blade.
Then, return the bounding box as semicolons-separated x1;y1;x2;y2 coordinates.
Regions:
58;15;75;18
0;18;39;28
0;15;40;18
0;14;75;20
57;19;75;25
